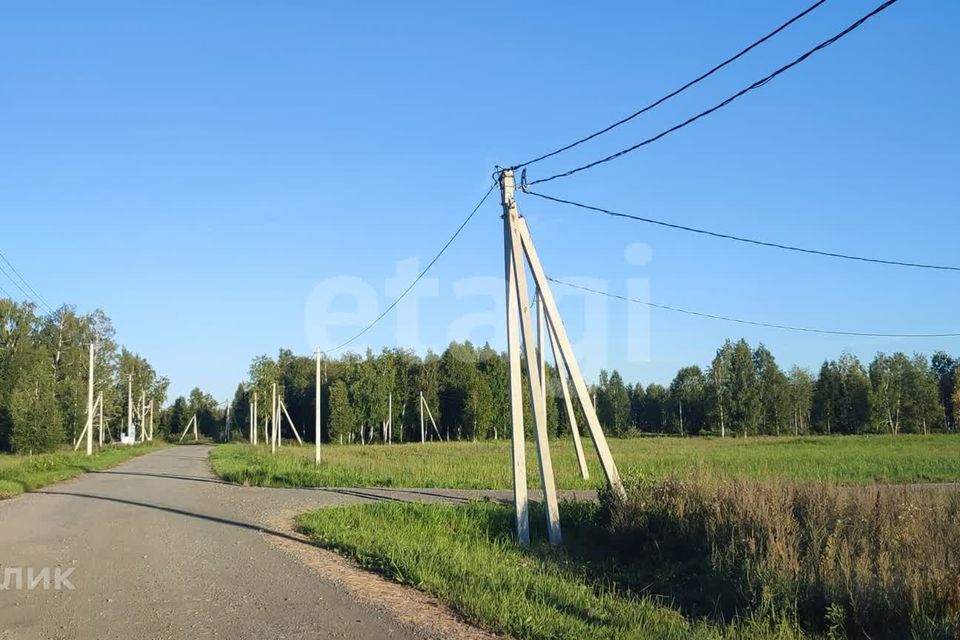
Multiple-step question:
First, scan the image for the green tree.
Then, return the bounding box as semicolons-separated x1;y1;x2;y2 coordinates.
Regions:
754;344;788;435
728;339;761;437
707;340;735;437
10;350;63;453
931;352;957;430
600;370;631;435
812;360;841;434
953;375;960;429
642;383;667;433
785;366;814;435
327;379;353;443
668;366;707;436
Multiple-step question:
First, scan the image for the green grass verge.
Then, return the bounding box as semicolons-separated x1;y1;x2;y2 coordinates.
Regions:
212;434;960;489
296;500;808;640
0;442;168;499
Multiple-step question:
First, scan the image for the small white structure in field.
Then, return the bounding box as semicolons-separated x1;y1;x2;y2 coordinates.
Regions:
120;424;137;445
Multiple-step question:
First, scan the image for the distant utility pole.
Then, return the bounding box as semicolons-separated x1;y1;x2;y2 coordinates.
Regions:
271;383;278;454
420;391;425;443
315;349;322;465
98;391;104;448
86;343;95;456
252;391;258;445
127;374;133;440
224;402;230;441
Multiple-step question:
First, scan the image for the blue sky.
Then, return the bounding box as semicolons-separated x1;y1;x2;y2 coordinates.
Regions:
1;1;957;402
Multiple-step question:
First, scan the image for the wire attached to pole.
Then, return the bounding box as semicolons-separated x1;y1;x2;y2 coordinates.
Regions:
524;190;960;272
527;0;900;186
319;181;498;356
549;277;960;338
509;0;830;171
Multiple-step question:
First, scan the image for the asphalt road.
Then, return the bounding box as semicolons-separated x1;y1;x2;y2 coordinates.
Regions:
0;446;532;640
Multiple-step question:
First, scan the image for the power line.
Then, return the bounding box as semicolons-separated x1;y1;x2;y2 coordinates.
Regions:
0;249;53;313
527;0;899;186
525;190;960;272
320;181;498;356
509;0;829;171
549;277;960;338
0;261;45;311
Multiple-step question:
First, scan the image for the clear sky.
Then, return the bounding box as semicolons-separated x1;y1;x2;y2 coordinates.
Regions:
2;1;957;402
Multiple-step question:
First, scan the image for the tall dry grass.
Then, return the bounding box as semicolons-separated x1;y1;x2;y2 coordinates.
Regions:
599;476;960;639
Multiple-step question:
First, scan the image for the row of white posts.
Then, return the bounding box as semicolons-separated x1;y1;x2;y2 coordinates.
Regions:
248;348;449;461
246;383;305;453
78;344;153;455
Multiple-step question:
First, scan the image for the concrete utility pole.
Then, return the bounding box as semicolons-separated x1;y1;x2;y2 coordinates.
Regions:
86;343;95;456
98;391;104;448
388;392;393;444
271;383;277;454
537;292;547;430
420;391;425;443
224;403;230;441
501;169;530;546
315;349;321;465
500;168;624;546
140;390;147;442
127;374;133;440
547;321;589;480
252;391;258;445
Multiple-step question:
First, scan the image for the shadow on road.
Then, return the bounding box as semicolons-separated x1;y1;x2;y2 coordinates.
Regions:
92;470;233;486
36;489;312;547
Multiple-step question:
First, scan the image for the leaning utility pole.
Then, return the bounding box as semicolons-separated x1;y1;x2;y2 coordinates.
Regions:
98;391;104;448
547;320;589;479
140;389;147;442
500;168;624;546
86;342;95;456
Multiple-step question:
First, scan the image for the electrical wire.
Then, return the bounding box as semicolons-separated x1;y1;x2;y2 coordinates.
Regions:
320;181;498;356
524;190;960;272
0;261;44;311
0;249;53;313
549;277;960;338
509;0;829;171
527;0;899;186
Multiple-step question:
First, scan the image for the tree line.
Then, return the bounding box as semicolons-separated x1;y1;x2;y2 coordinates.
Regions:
228;339;960;445
0;299;168;453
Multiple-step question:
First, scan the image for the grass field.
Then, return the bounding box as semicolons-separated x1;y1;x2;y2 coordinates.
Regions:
297;477;960;640
212;433;960;489
0;442;168;499
297;500;809;640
